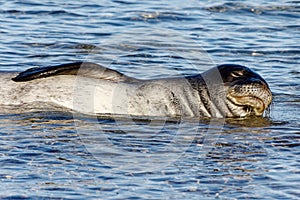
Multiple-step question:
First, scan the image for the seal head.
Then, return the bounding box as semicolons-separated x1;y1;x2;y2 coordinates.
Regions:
218;64;272;117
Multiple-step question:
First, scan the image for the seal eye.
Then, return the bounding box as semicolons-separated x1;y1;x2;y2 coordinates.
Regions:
231;70;244;78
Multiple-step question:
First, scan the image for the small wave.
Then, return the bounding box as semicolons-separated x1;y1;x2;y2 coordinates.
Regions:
205;2;300;15
124;11;196;22
0;9;84;17
208;48;300;57
112;0;140;5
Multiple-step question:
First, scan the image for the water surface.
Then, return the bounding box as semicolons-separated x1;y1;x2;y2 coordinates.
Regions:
0;0;299;199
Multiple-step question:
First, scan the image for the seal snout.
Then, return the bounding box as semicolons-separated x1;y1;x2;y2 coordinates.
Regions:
227;80;272;116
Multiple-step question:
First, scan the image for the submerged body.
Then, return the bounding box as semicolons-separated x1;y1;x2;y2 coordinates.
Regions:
0;62;272;118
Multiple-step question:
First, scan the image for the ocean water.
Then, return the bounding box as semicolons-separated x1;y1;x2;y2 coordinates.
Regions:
0;0;299;199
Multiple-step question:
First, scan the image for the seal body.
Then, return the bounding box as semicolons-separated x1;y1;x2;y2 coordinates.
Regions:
0;62;272;118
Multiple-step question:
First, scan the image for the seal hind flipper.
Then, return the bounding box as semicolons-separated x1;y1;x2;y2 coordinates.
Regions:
12;62;134;82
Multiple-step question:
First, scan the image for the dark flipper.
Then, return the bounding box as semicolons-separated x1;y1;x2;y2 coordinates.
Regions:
12;62;134;82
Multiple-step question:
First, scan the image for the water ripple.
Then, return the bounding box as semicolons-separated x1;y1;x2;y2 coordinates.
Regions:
205;2;300;15
0;0;299;199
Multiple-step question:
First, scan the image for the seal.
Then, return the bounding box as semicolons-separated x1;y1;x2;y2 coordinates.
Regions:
0;62;272;118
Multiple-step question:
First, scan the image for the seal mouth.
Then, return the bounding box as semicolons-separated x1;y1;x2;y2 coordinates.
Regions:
227;94;265;116
228;95;266;116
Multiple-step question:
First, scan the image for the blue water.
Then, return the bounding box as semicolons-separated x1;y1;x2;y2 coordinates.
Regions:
0;0;299;199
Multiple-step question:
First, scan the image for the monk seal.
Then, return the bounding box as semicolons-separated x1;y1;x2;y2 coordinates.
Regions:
0;62;272;118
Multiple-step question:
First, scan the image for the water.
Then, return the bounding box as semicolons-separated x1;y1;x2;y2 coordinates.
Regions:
0;0;299;199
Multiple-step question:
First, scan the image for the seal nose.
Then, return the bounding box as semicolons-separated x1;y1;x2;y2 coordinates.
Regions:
249;77;272;107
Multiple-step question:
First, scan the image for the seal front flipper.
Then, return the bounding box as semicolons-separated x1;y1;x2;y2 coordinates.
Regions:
12;61;135;82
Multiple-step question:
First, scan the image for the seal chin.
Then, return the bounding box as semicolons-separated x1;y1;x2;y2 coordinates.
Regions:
227;94;265;116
